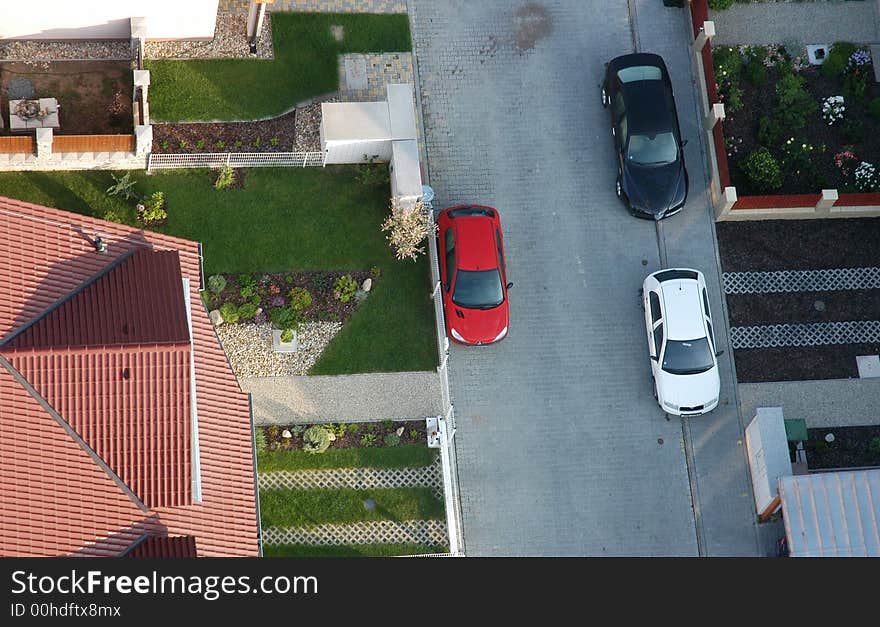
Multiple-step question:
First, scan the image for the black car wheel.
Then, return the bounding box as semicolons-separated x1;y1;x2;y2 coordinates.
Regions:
652;378;658;400
601;85;608;108
615;177;623;198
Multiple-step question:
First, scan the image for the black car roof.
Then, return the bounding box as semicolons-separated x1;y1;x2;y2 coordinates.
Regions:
622;80;676;135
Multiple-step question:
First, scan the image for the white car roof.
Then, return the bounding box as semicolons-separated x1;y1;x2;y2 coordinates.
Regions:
660;279;706;341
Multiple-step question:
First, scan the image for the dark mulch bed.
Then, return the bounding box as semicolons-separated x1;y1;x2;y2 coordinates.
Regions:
0;60;133;135
804;425;880;470
152;110;295;153
727;290;880;326
716;218;880;271
723;59;880;194
204;270;372;325
733;345;880;382
263;420;427;452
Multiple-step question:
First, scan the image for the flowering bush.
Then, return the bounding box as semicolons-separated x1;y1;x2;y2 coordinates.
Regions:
271;295;286;308
855;161;880;192
835;149;859;178
848;49;871;69
333;275;358;303
821;96;845;125
381;199;435;262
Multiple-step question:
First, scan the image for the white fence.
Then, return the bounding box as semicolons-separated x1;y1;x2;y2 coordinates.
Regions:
147;151;326;172
424;205;464;556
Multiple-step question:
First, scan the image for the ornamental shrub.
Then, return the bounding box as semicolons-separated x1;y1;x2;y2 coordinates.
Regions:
207;274;227;294
219;301;240;324
708;0;735;13
383;433;401;447
254;427;267;454
142;191;167;223
381;199;435;261
360;433;377;448
333;274;358;303
237;303;258;320
757;116;783;147
327;423;348;438
280;328;295;343
302;425;332;454
713;46;742;79
742;148;783;192
214;164;235;190
842;118;864;144
270;306;302;331
821;41;858;80
775;73;815;131
288;287;313;311
743;59;768;87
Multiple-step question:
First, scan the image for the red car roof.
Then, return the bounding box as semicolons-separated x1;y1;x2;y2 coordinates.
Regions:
455;217;498;270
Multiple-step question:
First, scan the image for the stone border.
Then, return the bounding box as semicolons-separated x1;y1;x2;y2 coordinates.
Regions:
723;267;880;294
262;519;447;546
730;320;880;349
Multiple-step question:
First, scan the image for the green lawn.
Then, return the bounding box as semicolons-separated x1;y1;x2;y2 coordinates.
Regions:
259;487;444;527
258;445;437;472
146;13;412;122
0;167;436;373
264;543;447;557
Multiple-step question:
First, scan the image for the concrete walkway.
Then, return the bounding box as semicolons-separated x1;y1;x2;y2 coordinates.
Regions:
710;1;880;46
738;378;880;429
241;371;442;424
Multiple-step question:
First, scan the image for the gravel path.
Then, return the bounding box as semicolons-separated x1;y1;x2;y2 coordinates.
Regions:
710;1;879;47
145;13;273;60
0;41;131;61
241;371;442;424
216;321;342;377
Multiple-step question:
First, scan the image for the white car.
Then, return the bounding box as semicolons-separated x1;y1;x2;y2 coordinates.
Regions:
642;268;721;417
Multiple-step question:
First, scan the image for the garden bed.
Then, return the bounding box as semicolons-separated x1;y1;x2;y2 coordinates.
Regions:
151;101;326;154
716;218;880;382
0;60;133;135
805;425;880;470
715;43;880;195
261;420;427;453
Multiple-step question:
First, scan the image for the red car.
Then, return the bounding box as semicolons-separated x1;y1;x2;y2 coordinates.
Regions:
437;204;512;345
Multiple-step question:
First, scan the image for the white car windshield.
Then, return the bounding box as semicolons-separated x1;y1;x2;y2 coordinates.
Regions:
627;131;678;165
662;337;714;375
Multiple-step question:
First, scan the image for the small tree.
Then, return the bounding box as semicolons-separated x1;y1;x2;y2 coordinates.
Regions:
381;198;435;261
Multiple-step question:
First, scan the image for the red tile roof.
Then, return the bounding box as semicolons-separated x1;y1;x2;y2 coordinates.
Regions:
0;196;259;557
125;535;198;558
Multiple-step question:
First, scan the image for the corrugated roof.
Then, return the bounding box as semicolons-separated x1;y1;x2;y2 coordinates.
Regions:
0;196;259;557
780;469;880;557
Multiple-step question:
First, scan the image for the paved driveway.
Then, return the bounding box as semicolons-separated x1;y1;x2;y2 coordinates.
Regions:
409;1;701;556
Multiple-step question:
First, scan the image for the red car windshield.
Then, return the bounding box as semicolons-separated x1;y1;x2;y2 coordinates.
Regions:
452;269;504;309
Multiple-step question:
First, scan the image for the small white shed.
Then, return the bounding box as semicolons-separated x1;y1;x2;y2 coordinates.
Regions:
390;140;422;210
320;101;392;165
780;469;880;557
744;407;793;520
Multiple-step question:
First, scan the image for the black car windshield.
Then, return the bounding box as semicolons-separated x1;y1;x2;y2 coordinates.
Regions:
452;269;504;309
627;131;678;165
662;337;714;375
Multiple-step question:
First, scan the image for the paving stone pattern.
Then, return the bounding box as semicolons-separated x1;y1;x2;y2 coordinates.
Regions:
259;456;443;497
410;0;700;556
262;520;447;546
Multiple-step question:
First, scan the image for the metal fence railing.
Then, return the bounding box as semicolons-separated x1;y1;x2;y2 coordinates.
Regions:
147;151;326;172
424;203;464;556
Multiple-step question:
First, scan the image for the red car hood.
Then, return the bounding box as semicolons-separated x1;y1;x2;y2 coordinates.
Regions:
446;300;509;345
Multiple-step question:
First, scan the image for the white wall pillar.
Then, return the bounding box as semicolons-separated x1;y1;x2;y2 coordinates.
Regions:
133;69;150;124
705;102;725;130
135;125;153;156
715;186;737;221
815;189;838;216
35;128;53;158
693;20;715;52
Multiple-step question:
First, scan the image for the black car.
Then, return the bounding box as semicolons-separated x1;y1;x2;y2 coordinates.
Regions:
602;53;688;220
